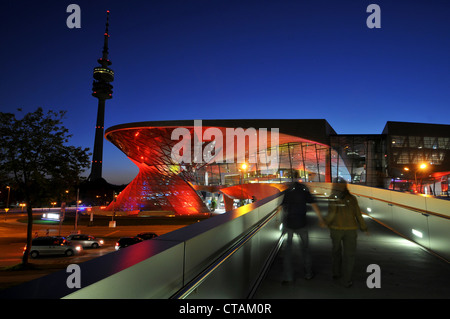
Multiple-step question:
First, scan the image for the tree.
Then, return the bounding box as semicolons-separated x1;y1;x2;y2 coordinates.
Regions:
0;108;90;265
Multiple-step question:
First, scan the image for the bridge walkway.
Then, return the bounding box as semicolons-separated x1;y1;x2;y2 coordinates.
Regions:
253;211;450;299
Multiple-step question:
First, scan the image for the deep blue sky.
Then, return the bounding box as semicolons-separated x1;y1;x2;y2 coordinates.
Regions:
1;1;450;185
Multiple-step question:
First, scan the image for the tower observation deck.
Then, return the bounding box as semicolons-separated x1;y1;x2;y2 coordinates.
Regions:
90;10;114;181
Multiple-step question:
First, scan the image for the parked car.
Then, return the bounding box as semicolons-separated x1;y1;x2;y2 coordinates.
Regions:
115;237;143;251
66;234;104;248
25;236;82;258
136;232;158;240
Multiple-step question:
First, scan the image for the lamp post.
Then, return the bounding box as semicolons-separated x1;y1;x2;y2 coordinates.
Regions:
241;163;247;183
404;163;428;193
4;186;10;221
239;163;248;206
109;191;118;228
74;188;79;232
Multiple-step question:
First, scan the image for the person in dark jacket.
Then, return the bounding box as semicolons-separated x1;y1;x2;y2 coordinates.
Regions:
325;178;369;287
278;182;325;283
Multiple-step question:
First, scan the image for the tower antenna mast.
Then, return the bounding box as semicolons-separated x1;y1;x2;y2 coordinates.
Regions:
90;10;114;181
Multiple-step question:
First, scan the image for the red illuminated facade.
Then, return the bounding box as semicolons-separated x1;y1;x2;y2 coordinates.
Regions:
104;119;450;215
104;120;333;215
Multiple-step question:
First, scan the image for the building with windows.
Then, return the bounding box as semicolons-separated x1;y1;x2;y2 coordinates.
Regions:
103;119;450;215
383;121;450;193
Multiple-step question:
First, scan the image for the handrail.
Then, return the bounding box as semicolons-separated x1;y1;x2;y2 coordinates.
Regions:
351;192;450;220
309;182;450;263
170;204;282;299
311;187;450;220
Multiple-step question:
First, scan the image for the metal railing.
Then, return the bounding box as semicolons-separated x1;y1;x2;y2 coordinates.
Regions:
61;191;285;299
4;181;448;299
171;204;283;299
307;182;450;263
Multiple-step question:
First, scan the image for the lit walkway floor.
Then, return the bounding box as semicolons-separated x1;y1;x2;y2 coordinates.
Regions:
253;214;450;299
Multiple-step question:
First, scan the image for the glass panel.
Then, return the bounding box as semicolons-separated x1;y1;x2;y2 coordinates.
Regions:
408;136;422;148
423;137;435;149
391;135;405;148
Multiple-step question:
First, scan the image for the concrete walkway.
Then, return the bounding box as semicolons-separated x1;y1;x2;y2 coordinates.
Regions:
254;214;450;299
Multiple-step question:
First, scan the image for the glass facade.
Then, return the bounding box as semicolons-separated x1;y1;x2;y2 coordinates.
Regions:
104;120;450;215
389;135;450;166
329;135;386;187
384;123;450;195
195;141;331;187
104;121;334;214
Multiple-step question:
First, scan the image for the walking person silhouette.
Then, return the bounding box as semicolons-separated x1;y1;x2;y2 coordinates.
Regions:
325;178;369;287
278;182;325;284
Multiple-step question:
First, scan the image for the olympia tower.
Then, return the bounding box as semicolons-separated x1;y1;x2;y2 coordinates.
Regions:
89;10;114;181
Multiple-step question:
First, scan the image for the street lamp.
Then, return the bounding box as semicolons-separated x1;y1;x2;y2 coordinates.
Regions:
4;186;10;221
404;163;428;193
74;188;80;232
238;163;248;206
240;163;248;184
6;186;10;208
110;191;118;228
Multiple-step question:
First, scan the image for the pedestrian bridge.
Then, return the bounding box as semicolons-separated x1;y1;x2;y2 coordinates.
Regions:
2;182;450;299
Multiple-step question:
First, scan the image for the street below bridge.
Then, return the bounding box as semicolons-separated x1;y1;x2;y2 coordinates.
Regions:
0;211;200;292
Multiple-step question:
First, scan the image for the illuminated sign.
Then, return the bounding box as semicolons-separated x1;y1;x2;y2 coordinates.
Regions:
42;213;61;221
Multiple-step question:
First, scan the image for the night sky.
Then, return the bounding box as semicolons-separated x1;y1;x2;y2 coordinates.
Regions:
1;1;450;185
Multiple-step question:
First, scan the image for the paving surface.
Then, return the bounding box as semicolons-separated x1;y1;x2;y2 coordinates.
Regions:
254;215;450;299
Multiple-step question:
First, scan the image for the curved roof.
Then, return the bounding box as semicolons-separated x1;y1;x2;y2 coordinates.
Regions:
104;119;331;167
105;119;335;145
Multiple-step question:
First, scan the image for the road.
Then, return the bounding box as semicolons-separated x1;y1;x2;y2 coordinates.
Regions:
0;212;198;292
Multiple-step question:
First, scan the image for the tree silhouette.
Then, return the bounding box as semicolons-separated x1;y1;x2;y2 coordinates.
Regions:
0;108;90;265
